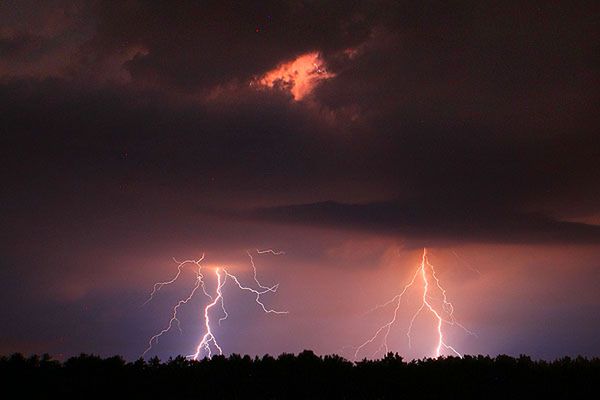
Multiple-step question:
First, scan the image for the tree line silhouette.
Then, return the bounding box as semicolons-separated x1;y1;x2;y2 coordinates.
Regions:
2;351;598;399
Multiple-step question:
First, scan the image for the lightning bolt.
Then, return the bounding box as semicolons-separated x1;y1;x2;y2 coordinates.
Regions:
142;250;287;359
354;248;474;360
142;264;209;357
142;254;205;306
188;268;226;359
256;248;285;255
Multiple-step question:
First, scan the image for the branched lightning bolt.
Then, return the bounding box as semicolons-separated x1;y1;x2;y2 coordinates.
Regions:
188;268;226;359
142;265;208;357
143;254;205;306
247;250;281;294
142;257;212;357
222;269;288;315
143;249;286;359
354;248;474;360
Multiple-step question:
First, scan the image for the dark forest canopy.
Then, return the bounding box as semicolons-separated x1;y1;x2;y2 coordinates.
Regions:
2;351;599;399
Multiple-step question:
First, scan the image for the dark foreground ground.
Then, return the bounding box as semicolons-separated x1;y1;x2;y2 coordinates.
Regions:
2;351;598;399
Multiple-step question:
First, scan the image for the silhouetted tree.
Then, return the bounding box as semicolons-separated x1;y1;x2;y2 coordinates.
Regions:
1;351;599;399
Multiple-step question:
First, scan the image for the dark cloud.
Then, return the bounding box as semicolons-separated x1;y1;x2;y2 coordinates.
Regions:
0;77;344;203
1;1;599;249
81;0;377;90
2;0;599;250
248;200;600;245
0;32;45;59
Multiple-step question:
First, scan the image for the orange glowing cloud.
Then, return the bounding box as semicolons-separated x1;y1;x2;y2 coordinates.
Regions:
252;52;334;100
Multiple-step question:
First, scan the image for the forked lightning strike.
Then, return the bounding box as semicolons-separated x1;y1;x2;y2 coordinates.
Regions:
142;249;287;359
143;254;206;306
189;268;226;359
355;248;474;360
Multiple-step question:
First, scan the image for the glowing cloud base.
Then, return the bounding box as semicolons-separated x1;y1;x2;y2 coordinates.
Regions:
143;250;287;360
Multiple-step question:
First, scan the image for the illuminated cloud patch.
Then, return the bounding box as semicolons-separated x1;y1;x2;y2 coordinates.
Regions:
251;52;335;100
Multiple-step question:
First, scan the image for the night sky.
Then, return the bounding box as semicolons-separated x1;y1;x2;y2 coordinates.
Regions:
1;1;599;361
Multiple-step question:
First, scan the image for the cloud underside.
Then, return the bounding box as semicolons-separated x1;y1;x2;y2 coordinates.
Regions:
249;201;600;245
1;1;599;249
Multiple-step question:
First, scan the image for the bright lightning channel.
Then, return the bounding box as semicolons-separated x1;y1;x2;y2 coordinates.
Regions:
142;249;287;359
354;248;474;360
